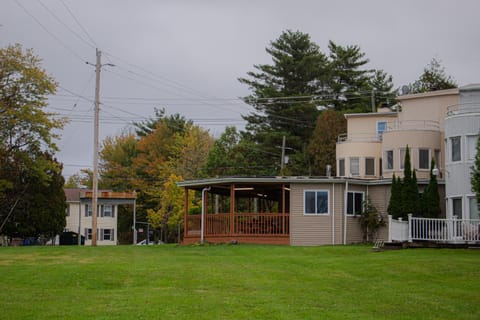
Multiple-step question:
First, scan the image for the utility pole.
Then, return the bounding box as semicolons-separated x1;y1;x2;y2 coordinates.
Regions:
91;48;101;246
371;88;376;112
280;135;286;174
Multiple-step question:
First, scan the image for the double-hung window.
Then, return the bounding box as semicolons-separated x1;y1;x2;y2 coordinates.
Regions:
304;190;329;215
377;121;387;141
101;229;115;241
467;135;478;160
102;205;113;217
365;158;375;176
418;149;430;170
338;159;345;177
347;192;364;215
384;150;394;170
451;136;461;162
350;158;360;176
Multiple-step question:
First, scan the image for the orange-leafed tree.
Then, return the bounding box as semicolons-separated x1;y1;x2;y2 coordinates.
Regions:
308;109;346;176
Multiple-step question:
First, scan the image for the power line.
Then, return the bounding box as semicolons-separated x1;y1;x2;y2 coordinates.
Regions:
59;0;98;48
37;0;95;49
13;0;87;63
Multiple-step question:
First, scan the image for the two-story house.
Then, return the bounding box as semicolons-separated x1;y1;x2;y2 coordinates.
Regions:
64;188;136;245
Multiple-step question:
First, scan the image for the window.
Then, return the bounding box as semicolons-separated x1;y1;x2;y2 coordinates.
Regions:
102;205;113;217
400;148;406;169
85;204;101;217
350;158;359;176
385;150;393;170
451;136;461;162
85;228;92;240
304;190;329;215
419;149;429;169
347;192;364;215
452;198;463;219
65;205;70;217
434;149;441;171
377;121;387;140
365;158;375;176
101;229;115;241
85;204;92;217
469;197;479;220
467;135;478;160
338;159;345;177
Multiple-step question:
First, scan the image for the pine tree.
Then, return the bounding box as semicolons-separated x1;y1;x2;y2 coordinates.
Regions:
408;57;457;93
400;146;421;218
239;30;329;175
423;158;441;218
388;174;402;219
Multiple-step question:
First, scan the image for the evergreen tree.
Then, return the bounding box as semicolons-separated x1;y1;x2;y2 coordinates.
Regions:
239;30;329;175
327;41;373;111
388;174;402;219
408;57;457;94
423;158;441;218
400;146;421;218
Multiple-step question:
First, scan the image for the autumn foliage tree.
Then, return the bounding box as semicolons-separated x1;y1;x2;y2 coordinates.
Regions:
0;44;67;239
308;109;346;176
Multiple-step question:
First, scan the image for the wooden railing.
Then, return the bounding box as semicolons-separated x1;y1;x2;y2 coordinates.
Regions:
186;213;289;237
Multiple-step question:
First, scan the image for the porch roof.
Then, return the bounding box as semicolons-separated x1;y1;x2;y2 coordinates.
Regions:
177;176;439;190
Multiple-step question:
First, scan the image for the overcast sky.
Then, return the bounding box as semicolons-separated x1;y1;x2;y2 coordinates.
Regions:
2;0;480;178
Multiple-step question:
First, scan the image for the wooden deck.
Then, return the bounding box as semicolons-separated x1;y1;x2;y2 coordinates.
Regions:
183;213;290;245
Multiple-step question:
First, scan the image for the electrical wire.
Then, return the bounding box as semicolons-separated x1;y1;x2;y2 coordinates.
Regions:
59;0;98;48
12;0;87;63
37;0;95;50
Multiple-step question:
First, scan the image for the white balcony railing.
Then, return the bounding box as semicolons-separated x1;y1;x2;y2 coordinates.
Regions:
388;214;480;243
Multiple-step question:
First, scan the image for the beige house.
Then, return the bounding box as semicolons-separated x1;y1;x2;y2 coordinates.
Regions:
337;88;459;180
64;189;136;245
178;87;480;246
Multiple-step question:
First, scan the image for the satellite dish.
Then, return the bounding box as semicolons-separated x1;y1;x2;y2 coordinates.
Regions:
401;85;410;95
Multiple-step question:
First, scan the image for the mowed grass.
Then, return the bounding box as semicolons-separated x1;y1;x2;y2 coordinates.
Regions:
0;245;479;320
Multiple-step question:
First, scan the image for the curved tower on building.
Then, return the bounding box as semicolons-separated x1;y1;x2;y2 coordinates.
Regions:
445;84;480;219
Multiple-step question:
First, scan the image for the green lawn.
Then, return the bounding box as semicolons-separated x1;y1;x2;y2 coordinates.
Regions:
0;244;478;319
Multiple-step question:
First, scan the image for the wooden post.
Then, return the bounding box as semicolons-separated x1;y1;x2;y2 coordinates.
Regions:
230;184;235;235
183;188;188;239
282;184;286;235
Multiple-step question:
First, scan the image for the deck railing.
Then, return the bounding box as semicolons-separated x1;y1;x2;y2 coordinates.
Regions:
186;213;289;237
388;214;480;243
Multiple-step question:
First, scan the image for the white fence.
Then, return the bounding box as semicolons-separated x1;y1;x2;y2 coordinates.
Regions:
388;214;480;243
388;216;408;242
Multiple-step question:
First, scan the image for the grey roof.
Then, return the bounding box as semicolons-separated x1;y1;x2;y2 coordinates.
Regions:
177;176;441;189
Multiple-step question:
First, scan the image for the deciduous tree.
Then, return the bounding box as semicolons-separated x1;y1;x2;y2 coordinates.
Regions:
308;109;346;176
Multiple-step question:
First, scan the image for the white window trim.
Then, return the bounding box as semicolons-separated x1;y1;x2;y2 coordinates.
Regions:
350;157;360;176
466;134;478;161
418;148;430;171
303;189;330;216
376;121;387;141
399;148;406;170
338;158;345;177
451;136;462;163
347;191;364;216
467;195;479;220
384;150;394;171
365;158;375;176
449;195;463;219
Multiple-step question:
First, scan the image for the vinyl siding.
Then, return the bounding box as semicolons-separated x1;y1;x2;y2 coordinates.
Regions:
290;183;346;246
